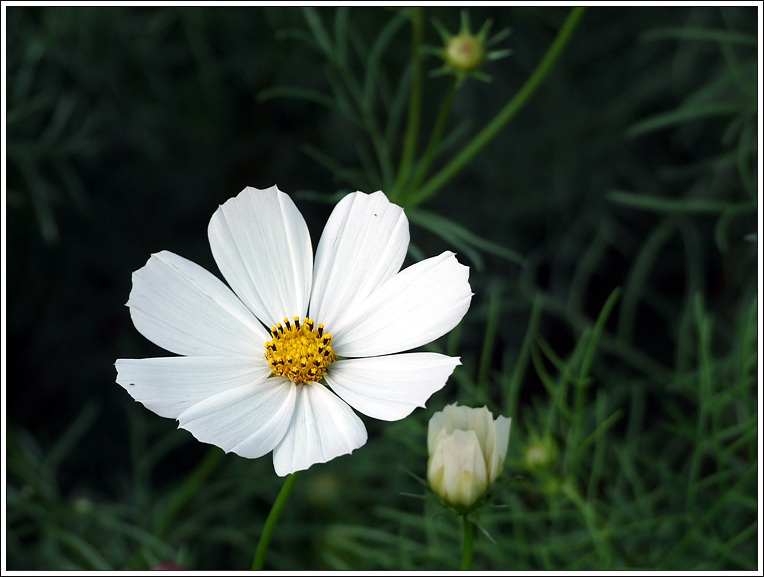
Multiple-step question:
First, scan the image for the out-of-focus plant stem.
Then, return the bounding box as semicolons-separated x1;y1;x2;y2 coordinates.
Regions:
404;76;458;201
154;447;225;538
391;7;425;202
461;516;474;570
407;6;587;208
252;471;301;570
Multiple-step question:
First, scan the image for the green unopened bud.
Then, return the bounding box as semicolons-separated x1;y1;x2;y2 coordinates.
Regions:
427;10;512;86
542;476;562;497
73;497;93;515
523;437;558;473
445;34;485;72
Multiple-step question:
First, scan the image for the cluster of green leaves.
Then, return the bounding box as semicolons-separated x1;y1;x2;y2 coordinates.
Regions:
6;9;103;243
262;7;584;274
260;7;413;196
5;5;758;572
8;401;274;570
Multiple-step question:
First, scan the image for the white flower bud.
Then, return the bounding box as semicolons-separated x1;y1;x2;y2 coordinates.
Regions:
427;403;511;508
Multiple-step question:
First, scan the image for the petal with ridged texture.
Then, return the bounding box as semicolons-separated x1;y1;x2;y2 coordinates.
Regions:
272;383;367;476
309;191;409;333
429;429;488;507
127;251;269;356
177;376;297;460
208;186;313;328
115;356;272;419
332;251;472;357
324;353;460;421
445;429;488;506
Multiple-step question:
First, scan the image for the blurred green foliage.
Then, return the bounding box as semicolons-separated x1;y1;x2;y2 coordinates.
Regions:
5;6;759;571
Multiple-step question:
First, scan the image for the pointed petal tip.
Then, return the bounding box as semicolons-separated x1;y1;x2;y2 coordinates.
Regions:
272;439;367;477
332;251;472;357
235;184;286;199
272;383;367;475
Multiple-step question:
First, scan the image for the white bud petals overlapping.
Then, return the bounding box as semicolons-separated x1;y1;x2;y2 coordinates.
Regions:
427;403;511;508
116;186;472;476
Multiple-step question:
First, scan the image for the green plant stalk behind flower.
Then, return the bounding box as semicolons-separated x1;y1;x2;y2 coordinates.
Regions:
404;7;587;207
461;516;474;570
252;472;301;570
393;7;425;198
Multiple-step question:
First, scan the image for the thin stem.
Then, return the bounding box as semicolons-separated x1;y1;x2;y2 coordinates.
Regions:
460;516;475;570
477;287;502;401
155;447;225;537
369;121;395;190
407;7;587;208
251;471;301;570
392;7;424;201
562;482;612;567
125;447;225;569
405;76;458;199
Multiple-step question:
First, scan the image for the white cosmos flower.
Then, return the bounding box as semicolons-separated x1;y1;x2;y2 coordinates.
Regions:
116;186;472;476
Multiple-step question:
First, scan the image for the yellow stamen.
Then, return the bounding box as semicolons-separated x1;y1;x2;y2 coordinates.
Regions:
264;316;336;385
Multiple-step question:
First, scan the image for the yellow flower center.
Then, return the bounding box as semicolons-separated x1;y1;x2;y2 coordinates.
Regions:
265;317;336;385
445;34;484;72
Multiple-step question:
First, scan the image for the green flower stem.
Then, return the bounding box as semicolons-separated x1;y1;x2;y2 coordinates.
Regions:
461;515;475;570
407;6;587;208
251;471;301;570
405;76;458;200
126;447;225;568
392;7;425;201
562;482;612;566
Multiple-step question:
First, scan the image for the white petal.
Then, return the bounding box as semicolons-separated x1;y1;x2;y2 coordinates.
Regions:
127;251;269;356
443;429;488;506
428;429;488;507
177;377;297;460
488;416;511;483
309;191;408;332
427;409;447;455
332;251;472;357
466;407;494;463
324;353;460;421
272;383;367;476
115;356;272;419
208;186;313;327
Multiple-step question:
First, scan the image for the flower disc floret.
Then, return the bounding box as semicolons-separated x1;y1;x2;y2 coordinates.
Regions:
265;317;335;385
